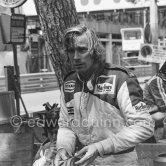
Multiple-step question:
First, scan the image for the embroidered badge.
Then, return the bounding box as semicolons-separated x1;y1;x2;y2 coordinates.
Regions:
67;107;74;115
64;80;75;92
133;102;147;112
94;75;116;94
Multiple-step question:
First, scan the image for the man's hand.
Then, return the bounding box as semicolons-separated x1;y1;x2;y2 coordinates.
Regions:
54;149;71;166
44;145;57;163
74;144;99;166
152;112;166;127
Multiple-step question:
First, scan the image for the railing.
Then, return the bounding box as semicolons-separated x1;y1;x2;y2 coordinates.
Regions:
0;72;59;94
122;56;153;77
0;76;5;92
0;68;151;94
126;65;153;77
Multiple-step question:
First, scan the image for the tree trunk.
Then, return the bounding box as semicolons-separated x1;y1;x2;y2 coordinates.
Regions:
34;0;79;86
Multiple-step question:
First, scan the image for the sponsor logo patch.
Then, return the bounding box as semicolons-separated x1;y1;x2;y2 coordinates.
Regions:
94;75;116;94
64;80;75;92
67;107;74;115
133;102;147;112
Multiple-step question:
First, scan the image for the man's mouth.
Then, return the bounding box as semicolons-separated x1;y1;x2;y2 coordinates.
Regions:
74;64;83;69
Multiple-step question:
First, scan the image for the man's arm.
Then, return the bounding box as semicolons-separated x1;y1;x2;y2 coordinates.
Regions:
93;76;154;155
145;76;166;112
143;76;166;127
56;88;76;156
143;82;159;114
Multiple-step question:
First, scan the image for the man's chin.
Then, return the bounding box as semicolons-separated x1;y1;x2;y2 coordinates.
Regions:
77;70;87;76
75;68;83;72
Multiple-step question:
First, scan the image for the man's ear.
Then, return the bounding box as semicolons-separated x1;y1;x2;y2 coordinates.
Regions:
91;49;98;61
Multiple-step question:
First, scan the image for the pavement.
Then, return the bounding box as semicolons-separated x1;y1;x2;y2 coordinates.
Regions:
20;89;61;115
20;76;151;115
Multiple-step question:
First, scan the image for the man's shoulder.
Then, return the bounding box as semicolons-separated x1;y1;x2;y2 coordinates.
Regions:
104;63;136;78
146;75;158;85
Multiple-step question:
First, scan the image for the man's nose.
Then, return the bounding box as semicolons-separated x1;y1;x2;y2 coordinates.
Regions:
74;50;79;59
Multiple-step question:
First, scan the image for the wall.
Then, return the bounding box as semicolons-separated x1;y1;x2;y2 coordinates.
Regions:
0;51;28;75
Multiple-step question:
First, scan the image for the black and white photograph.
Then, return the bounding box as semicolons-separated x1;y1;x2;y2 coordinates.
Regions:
0;0;166;165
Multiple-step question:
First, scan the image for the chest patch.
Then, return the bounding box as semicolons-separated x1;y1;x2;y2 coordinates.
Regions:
133;102;147;112
67;107;74;115
64;80;75;92
94;75;116;94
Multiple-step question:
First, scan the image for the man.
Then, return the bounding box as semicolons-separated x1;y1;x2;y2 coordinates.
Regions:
55;24;154;166
143;61;166;136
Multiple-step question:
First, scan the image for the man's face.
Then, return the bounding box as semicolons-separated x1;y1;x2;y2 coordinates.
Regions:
67;33;94;74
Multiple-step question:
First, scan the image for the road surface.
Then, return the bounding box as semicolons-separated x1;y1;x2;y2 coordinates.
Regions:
20;89;61;115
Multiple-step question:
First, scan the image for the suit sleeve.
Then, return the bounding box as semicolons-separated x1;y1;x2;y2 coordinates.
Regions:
143;81;160;114
56;87;76;156
144;76;166;112
94;76;154;155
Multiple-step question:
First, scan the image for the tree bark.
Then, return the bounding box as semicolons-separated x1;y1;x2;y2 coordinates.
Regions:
125;0;138;3
33;0;79;86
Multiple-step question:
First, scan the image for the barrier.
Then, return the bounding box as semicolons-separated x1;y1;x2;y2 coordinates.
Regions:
136;143;166;166
20;72;58;93
126;65;153;77
0;91;16;122
0;72;58;94
0;133;34;166
0;70;150;93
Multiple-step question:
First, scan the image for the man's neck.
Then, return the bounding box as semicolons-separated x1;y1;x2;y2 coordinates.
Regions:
78;62;103;82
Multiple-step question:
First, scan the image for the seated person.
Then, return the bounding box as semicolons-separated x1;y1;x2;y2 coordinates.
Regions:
55;24;154;166
143;61;166;130
33;104;59;166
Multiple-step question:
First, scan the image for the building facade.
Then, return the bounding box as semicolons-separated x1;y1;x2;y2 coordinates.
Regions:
1;0;166;75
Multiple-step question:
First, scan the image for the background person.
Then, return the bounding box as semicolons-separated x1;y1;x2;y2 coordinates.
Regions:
143;61;166;140
33;104;59;166
55;24;154;166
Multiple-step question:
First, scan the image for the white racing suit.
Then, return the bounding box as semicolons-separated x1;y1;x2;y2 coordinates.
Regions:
56;63;154;166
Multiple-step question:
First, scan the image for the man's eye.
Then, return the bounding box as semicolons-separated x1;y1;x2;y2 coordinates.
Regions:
68;49;75;53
